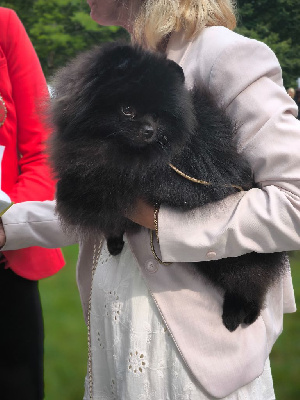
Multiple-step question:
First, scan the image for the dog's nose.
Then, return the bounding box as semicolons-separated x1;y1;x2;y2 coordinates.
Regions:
143;124;154;140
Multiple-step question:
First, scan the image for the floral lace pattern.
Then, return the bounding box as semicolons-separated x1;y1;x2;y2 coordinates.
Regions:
83;237;275;400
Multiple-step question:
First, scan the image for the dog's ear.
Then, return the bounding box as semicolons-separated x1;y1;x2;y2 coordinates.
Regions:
114;46;134;73
98;44;135;77
165;60;185;83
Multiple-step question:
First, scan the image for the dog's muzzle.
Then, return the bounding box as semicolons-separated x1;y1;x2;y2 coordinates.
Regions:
142;124;155;141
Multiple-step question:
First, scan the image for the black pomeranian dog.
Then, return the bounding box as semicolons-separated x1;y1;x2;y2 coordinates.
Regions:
49;42;286;332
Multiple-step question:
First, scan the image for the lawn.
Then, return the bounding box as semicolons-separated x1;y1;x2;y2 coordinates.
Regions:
40;247;300;399
40;245;87;400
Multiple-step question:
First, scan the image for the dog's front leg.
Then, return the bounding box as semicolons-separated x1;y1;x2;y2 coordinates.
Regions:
107;234;125;256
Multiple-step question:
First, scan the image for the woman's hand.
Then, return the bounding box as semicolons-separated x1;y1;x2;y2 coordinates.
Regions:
127;199;155;230
0;219;6;248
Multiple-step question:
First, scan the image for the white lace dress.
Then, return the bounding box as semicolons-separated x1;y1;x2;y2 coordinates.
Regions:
83;237;275;400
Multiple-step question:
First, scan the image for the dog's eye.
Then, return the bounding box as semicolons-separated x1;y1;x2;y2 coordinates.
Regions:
121;106;136;118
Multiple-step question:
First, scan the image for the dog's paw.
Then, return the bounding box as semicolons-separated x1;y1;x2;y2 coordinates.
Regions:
243;305;260;326
107;236;125;256
222;292;260;332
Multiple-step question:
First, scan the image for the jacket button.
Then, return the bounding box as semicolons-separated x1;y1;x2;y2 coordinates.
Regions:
206;251;217;260
145;260;159;273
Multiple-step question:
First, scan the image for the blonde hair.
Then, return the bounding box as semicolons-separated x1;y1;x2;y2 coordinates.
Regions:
132;0;237;50
287;88;295;98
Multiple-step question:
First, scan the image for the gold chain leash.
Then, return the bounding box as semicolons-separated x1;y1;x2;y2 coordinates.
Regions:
150;164;243;266
150;230;172;266
169;163;244;192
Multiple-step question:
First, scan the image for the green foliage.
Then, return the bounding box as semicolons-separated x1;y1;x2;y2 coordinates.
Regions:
1;0;128;77
236;0;300;88
2;0;299;86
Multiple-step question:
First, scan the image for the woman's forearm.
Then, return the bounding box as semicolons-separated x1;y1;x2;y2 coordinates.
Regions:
1;200;77;250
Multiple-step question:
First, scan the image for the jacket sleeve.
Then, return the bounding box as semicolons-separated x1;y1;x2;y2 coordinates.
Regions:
3;9;56;202
159;39;300;263
1;200;76;250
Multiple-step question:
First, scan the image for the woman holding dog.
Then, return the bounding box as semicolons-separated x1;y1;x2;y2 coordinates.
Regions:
1;0;300;399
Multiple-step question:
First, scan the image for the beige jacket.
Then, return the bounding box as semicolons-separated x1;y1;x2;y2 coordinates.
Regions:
2;27;300;398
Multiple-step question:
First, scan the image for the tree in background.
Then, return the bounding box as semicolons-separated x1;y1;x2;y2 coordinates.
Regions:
2;0;299;87
236;0;300;88
1;0;127;77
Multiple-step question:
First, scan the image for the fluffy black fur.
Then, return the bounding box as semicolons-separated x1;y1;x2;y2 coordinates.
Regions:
49;42;286;332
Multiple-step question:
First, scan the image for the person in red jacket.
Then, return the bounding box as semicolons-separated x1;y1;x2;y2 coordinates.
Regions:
0;8;64;400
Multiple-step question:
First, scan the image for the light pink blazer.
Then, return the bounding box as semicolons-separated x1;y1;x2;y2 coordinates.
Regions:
2;27;299;398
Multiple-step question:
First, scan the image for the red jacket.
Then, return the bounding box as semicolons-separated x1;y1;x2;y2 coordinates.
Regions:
0;7;64;279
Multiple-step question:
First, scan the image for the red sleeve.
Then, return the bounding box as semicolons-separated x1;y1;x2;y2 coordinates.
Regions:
2;9;56;202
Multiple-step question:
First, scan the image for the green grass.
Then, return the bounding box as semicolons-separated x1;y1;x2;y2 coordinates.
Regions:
270;252;300;399
40;245;87;400
40;247;300;399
